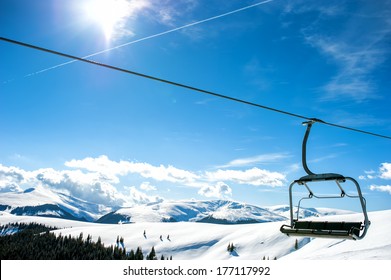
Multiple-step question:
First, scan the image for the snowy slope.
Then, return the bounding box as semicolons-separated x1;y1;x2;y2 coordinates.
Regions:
280;210;391;260
1;209;390;260
0;187;112;221
97;200;287;224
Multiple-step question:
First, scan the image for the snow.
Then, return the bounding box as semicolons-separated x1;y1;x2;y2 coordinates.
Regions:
1;209;390;260
281;210;391;260
0;186;63;207
0;187;388;260
0;186;113;221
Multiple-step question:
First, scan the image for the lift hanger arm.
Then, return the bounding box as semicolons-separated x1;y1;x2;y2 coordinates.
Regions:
301;119;325;176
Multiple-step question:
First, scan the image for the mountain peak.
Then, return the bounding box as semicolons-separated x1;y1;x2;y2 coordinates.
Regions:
0;187;113;222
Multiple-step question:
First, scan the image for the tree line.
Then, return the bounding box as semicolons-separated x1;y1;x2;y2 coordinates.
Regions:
0;223;169;260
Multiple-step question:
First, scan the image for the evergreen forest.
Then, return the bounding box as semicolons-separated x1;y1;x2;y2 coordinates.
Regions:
0;223;167;260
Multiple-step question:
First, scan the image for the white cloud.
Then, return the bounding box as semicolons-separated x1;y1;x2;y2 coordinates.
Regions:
66;155;200;185
140;181;157;191
365;163;391;196
0;164;27;183
379;163;391;180
369;185;391;195
205;167;286;187
0;164;28;193
308;153;339;164
91;0;200;39
358;170;376;180
198;182;232;198
150;0;199;27
305;35;385;102
0;182;22;193
33;168;127;207
0;163;128;206
362;163;391;181
288;0;391;102
129;163;200;183
0;155;287;203
126;186;164;205
219;153;291;168
287;163;300;174
65;155;127;183
66;156;287;195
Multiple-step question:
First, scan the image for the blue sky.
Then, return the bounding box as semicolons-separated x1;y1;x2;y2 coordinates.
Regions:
1;0;391;212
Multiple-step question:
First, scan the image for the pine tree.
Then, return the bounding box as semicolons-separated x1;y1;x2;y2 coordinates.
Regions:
120;236;124;249
227;243;235;253
135;247;143;260
294;239;299;250
148;246;156;260
113;245;120;259
77;232;83;243
128;249;135;260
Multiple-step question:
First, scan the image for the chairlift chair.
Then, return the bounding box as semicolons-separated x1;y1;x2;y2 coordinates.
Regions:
280;119;370;240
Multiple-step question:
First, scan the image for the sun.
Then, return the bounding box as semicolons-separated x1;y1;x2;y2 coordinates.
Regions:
83;0;131;40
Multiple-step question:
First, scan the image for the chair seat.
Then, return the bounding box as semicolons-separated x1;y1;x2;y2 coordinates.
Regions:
280;221;362;240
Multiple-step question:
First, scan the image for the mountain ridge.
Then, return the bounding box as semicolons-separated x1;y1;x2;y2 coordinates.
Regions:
96;200;288;224
0;187;356;224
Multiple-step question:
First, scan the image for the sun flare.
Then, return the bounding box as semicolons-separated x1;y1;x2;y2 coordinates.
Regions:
83;0;131;40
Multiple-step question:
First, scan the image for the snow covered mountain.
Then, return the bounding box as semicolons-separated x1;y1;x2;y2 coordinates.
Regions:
96;200;287;224
0;187;113;222
0;187;357;224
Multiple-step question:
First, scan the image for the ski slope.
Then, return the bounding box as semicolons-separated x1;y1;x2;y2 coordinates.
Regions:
1;209;390;260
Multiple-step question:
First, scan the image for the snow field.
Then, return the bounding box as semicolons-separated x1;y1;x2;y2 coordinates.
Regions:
2;209;391;260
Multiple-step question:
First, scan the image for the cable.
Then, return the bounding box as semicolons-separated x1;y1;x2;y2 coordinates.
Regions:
0;37;309;121
20;0;275;79
1;36;391;140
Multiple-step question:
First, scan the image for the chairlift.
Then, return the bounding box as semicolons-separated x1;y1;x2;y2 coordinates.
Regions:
280;119;370;240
